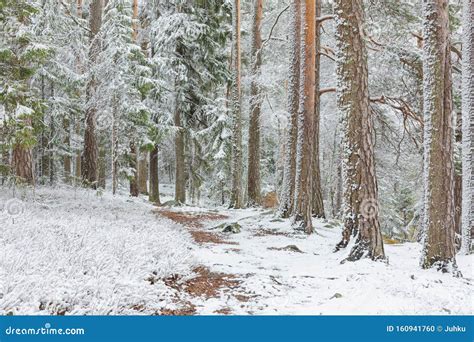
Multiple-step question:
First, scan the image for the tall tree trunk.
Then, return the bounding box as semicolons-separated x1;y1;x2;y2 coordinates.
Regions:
149;145;161;205
454;112;462;250
294;0;315;234
138;151;148;194
75;123;82;183
63;117;71;183
111;99;118;194
279;0;301;218
334;0;385;261
311;0;325;218
98;143;106;189
0;125;8;185
421;0;457;271
229;0;243;209
40;76;49;184
74;0;83;185
334;159;342;217
12;125;34;186
132;0;138;41
246;0;263;207
82;0;103;188
49;82;55;185
128;0;141;196
188;138;196;204
461;0;474;255
174;105;186;204
129;142;139;197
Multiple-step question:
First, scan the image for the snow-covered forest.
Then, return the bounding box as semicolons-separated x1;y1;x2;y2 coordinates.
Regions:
0;0;473;315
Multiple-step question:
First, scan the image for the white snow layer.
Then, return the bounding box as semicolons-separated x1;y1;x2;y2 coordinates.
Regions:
186;208;473;315
0;187;472;315
0;186;195;315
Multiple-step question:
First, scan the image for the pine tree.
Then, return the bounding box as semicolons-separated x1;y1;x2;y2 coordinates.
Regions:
311;0;325;218
150;0;230;205
279;0;300;218
35;0;87;186
229;0;243;209
334;0;385;261
421;0;457;271
246;0;263;207
82;0;103;188
293;0;315;234
0;0;50;185
461;0;473;255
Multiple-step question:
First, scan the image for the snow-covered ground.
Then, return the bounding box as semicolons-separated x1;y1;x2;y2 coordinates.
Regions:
0;186;472;315
0;186;195;315
172;207;474;315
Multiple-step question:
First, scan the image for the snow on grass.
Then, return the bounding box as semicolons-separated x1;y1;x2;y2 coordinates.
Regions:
188;208;474;315
0;186;195;315
0;185;472;316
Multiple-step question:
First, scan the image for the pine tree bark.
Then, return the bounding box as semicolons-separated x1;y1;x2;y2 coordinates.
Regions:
0;126;8;185
74;0;83;185
334;0;385;261
98;144;106;188
40;76;49;184
49;83;55;185
82;0;103;188
174;104;186;204
246;0;263;207
311;0;325;218
63;117;71;183
454;112;462;249
149;145;161;205
461;0;473;254
138;151;148;195
279;0;301;218
132;0;138;41
111;99;118;194
75;121;82;183
421;0;457;271
294;0;315;234
12;129;34;185
129;142;139;197
229;0;243;209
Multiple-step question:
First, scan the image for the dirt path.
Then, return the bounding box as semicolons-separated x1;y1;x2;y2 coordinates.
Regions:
154;207;474;315
155;208;257;314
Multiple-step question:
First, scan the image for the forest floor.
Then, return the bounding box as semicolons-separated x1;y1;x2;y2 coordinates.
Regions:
156;204;474;315
0;185;472;315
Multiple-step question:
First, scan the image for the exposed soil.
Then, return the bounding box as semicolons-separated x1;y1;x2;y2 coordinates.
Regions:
157;209;236;245
214;307;233;315
159;303;197;316
155;209;256;314
183;266;241;298
190;230;238;245
157;209;228;228
162;266;241;299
